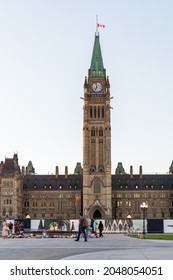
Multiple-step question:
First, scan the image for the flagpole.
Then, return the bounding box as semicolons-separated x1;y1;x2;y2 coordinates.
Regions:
96;15;98;35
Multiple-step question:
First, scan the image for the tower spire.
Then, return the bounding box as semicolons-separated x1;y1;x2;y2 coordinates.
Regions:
90;32;105;77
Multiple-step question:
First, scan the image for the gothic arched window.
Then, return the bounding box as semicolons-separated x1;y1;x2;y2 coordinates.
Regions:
9;207;12;216
99;128;103;137
93;178;101;193
98;106;100;118
3;208;6;216
102;106;104;118
90;106;92;118
94;106;96;118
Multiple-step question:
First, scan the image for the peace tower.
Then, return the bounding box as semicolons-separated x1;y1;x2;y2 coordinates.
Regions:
82;31;112;219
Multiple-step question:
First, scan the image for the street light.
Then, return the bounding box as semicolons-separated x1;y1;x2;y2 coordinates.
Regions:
26;214;30;219
140;202;148;238
127;214;132;233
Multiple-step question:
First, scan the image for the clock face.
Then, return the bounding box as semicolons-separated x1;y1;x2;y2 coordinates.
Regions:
92;82;102;92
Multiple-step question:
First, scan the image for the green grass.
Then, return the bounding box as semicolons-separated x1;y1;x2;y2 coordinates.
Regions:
129;233;173;240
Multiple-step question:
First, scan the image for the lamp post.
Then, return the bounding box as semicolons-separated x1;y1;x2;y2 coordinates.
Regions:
127;214;132;233
26;214;30;219
140;202;148;238
25;214;31;232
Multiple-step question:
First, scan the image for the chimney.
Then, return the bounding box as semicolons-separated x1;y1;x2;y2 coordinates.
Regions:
55;166;59;178
21;166;25;175
65;166;68;179
130;165;133;178
139;165;142;178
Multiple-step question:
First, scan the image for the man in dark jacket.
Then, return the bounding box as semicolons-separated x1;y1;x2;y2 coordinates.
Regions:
98;221;104;237
75;213;87;241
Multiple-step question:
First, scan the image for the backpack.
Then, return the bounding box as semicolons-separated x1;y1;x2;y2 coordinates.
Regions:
82;218;88;228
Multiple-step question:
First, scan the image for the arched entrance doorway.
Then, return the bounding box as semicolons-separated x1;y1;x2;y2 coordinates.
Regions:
93;209;102;219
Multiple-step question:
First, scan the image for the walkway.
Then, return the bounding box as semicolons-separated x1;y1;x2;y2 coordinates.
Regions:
0;234;173;260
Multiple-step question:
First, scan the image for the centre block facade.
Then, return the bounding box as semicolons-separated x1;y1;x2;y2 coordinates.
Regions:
1;32;173;221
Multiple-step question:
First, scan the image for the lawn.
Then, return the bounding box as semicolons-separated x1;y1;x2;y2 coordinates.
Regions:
129;233;173;240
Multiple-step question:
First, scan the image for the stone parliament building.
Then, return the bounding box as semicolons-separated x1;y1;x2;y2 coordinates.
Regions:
1;32;173;222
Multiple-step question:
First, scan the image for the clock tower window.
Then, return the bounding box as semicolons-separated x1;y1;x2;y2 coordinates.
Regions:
90;106;92;118
98;106;100;118
93;178;101;193
94;106;96;118
102;106;104;118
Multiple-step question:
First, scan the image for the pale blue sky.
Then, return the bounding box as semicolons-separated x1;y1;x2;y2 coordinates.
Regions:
0;0;173;175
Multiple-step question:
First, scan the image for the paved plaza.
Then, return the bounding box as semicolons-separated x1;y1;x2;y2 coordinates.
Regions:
0;234;173;260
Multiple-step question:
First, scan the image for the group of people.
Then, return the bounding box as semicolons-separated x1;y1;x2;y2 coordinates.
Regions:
75;213;104;242
2;215;103;241
2;219;24;238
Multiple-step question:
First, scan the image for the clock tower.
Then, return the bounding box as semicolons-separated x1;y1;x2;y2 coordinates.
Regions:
82;32;112;219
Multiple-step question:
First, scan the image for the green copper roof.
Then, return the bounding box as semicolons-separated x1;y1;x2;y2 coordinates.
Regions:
90;33;104;77
27;160;34;171
74;162;83;174
115;162;126;175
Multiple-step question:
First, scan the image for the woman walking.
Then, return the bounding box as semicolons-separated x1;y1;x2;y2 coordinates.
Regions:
2;219;9;238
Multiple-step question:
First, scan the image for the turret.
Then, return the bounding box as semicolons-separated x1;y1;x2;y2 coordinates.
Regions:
26;161;35;175
74;162;83;174
115;162;125;175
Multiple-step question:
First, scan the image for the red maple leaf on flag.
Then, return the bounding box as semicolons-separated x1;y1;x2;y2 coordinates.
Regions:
97;23;105;28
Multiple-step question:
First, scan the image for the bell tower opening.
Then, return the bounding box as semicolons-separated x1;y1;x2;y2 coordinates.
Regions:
93;209;102;219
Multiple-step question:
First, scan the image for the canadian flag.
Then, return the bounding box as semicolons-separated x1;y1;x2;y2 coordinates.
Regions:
97;23;105;28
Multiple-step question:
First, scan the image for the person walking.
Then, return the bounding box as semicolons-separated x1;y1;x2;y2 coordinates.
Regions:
19;222;24;235
91;219;94;234
2;219;9;238
75;213;87;242
85;214;90;239
98;221;104;237
14;220;18;234
93;220;98;238
8;221;13;237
